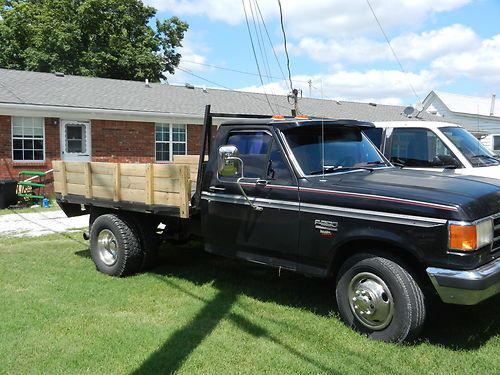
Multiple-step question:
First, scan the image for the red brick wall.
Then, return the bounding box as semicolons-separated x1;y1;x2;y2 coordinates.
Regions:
91;119;155;163
0;117;59;181
187;124;218;155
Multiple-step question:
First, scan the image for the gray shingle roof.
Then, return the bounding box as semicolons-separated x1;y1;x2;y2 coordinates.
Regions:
0;68;445;122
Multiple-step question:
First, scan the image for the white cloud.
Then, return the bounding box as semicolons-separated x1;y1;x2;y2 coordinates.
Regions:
240;69;436;105
145;0;471;37
432;34;500;85
295;24;479;65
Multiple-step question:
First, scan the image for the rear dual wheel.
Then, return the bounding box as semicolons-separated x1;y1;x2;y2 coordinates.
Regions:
90;213;161;276
336;253;426;343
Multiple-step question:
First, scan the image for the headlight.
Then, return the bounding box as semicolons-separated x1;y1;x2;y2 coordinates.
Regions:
448;219;493;251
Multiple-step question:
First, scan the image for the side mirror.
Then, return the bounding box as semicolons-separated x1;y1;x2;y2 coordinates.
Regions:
433;154;460;168
218;145;243;178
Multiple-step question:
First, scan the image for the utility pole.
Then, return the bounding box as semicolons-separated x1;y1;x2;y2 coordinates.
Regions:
288;88;300;116
308;79;312;98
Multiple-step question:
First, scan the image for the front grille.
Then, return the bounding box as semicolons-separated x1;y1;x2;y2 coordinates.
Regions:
493;215;500;253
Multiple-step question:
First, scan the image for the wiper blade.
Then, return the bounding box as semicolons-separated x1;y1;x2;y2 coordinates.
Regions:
309;166;374;175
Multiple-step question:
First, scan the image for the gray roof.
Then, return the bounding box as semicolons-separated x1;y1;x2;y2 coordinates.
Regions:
0;68;445;122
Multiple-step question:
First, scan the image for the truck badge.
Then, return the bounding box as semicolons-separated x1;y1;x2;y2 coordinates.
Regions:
315;219;338;237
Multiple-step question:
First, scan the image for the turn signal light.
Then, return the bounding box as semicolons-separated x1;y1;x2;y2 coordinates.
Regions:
448;219;493;251
295;115;309;119
449;224;477;251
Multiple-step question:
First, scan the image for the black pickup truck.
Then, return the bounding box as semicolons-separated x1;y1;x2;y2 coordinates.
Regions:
57;107;500;343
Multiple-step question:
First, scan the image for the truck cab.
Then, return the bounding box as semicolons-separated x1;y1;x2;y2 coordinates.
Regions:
365;121;500;180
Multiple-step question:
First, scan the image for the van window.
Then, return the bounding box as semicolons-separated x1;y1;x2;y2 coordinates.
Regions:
390;128;457;168
494;136;500;151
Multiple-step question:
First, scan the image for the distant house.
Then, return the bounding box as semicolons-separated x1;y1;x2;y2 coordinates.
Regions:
0;68;445;181
422;90;500;135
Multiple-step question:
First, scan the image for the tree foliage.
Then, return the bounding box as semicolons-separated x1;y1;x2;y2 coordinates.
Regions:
0;0;189;81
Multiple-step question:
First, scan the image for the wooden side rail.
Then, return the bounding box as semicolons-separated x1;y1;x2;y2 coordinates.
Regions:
52;161;191;218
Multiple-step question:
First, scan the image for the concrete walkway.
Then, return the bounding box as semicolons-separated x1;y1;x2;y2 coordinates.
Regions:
0;210;89;237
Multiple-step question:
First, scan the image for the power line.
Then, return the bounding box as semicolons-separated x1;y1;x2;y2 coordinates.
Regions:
175;66;291;112
277;0;293;92
180;59;312;84
242;0;276;114
366;0;422;105
253;0;288;87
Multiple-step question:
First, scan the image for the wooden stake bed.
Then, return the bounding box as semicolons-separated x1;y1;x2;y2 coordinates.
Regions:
53;157;200;219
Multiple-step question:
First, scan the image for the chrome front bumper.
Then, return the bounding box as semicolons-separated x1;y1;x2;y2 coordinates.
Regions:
427;257;500;305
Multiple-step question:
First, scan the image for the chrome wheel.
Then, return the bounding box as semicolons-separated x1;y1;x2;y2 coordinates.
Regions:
348;272;394;330
97;229;118;266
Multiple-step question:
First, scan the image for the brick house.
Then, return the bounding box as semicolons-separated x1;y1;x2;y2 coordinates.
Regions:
0;68;445;183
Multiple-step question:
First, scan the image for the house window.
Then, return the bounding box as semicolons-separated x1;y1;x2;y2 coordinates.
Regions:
155;123;186;161
12;117;45;162
494;136;500;151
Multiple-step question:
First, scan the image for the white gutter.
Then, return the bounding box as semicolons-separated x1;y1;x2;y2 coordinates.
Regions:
0;102;231;125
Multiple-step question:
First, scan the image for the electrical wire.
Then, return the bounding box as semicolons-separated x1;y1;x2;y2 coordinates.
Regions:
277;0;293;92
242;0;276;114
366;0;422;105
176;66;291;112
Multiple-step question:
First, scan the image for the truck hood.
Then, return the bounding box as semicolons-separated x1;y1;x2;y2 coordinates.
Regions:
301;168;500;221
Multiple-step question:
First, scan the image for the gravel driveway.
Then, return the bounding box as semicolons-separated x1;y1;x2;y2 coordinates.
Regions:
0;210;89;237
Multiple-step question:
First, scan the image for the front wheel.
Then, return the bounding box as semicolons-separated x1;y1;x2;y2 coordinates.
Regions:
336;253;426;343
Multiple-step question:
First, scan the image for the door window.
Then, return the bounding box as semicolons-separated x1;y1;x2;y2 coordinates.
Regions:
390;128;457;168
66;124;86;153
226;131;272;178
494;136;500;151
266;140;293;184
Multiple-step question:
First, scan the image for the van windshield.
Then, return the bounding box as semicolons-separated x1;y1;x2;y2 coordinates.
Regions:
282;126;388;175
440;127;500;167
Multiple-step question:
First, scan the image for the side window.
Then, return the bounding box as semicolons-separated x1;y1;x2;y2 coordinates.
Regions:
266;140;293;184
363;128;383;149
494;136;500;151
390;128;456;168
226;131;272;178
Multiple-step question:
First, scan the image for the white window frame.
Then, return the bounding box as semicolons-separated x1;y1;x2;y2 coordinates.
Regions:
155;123;187;162
11;116;46;163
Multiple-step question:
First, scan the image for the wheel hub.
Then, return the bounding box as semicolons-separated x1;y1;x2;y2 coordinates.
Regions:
97;229;118;266
348;272;394;330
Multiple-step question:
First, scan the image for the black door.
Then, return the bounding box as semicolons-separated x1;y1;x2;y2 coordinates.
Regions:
201;128;300;262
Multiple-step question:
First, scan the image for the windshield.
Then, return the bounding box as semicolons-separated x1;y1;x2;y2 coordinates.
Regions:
282;125;388;175
440;127;500;167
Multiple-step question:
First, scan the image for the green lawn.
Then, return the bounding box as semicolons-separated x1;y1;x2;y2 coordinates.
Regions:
0;233;499;374
0;200;59;215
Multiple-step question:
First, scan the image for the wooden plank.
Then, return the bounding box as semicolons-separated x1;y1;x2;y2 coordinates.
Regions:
91;162;115;175
92;185;114;200
66;183;86;196
113;163;120;202
178;165;190;218
153;164;182;179
154;178;180;193
91;173;114;187
120;176;146;190
120;188;147;202
120;163;147;177
83;162;92;199
60;161;68;196
145;163;154;205
153;191;181;206
66;172;85;185
65;162;85;173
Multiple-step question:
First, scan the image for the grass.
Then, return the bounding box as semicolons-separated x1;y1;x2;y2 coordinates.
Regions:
0;232;499;375
0;200;59;215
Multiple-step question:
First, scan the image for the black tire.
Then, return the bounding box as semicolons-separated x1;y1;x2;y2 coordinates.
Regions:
90;214;143;276
335;253;426;343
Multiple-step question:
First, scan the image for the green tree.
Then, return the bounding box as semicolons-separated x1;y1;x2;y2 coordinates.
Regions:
0;0;189;81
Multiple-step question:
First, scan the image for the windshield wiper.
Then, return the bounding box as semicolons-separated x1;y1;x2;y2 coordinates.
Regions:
309;166;374;175
471;154;500;162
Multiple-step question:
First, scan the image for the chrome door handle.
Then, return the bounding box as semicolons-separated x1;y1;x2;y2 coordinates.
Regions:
256;179;268;186
209;186;226;192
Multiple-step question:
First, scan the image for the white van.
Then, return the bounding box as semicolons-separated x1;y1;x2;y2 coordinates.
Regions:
364;121;500;179
480;134;500;156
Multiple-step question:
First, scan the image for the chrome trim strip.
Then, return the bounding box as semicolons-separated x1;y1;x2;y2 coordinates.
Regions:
201;191;447;227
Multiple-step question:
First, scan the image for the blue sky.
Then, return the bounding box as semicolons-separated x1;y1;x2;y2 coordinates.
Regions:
146;0;500;107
